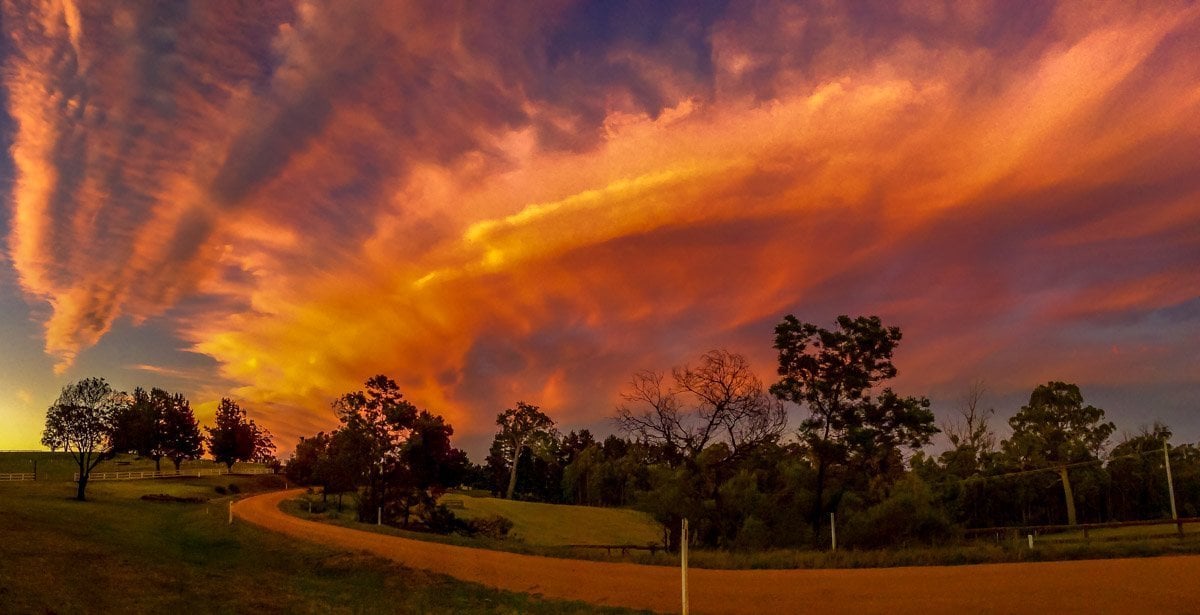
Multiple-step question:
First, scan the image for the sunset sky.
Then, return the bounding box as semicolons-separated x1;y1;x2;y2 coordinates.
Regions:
1;0;1198;459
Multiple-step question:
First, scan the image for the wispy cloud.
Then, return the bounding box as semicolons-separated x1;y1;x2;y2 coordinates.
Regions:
5;1;1199;449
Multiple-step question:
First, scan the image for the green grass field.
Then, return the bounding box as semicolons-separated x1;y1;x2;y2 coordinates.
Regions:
1027;522;1200;543
0;474;643;613
446;493;662;546
0;451;270;482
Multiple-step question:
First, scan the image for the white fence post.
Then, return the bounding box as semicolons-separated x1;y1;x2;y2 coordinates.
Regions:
1027;534;1034;549
681;518;689;615
228;501;233;525
377;507;382;526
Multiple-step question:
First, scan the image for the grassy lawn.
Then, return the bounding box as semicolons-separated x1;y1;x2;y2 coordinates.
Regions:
0;476;644;614
1033;522;1200;543
446;493;661;546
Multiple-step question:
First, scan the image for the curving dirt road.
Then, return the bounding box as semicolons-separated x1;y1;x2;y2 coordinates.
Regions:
235;489;1200;614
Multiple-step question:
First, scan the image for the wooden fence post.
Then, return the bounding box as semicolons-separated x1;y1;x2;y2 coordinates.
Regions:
681;518;689;615
830;513;837;552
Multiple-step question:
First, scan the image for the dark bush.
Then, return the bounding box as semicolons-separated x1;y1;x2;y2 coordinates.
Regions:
467;514;514;539
214;486;227;495
141;494;206;503
424;504;470;535
227;483;241;494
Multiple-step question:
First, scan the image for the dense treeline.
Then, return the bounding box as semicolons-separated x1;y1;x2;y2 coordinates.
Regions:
285;376;470;531
468;316;1200;550
478;386;1200;551
281;314;1200;551
41;377;277;500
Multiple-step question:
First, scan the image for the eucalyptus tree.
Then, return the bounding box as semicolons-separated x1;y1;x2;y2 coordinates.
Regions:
1002;381;1114;526
770;315;937;539
495;402;557;499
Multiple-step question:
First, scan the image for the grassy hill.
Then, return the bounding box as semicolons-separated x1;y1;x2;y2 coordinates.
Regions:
446;493;663;547
0;474;638;613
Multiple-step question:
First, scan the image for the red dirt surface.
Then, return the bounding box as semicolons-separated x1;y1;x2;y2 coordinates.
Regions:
235;489;1200;614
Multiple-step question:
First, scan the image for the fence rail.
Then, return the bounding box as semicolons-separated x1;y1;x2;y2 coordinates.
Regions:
75;467;274;482
0;473;35;482
964;517;1200;540
565;544;664;556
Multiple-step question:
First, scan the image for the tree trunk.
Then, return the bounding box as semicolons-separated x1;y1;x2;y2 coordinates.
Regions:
811;457;828;546
76;474;88;501
1059;465;1078;526
172;458;183;474
154;456;162;472
505;444;522;500
664;513;683;552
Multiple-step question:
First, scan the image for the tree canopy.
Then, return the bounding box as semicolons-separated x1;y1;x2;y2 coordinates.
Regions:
111;387;202;472
495;402;557;500
42;377;128;501
1002;381;1114;525
206;398;275;470
770;315;937;540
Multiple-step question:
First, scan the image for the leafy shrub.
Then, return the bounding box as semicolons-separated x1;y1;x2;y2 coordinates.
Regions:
214;486;227;495
733;516;771;551
227;483;241;494
842;474;954;549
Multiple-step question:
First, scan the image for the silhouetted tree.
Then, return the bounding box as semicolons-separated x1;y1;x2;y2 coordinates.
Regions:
206;398;274;470
389;410;468;527
617;349;787;464
1107;422;1174;520
941;381;996;475
111;387;164;470
332;375;418;522
770;315;937;542
495;402;556;499
1002;382;1114;526
286;432;329;486
162;392;203;472
42;377;129;501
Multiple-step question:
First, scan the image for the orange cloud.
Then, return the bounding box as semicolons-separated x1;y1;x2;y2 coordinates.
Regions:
5;1;1200;451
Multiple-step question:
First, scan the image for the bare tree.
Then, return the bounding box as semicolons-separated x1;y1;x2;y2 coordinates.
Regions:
943;380;996;460
615;370;684;457
617;349;786;463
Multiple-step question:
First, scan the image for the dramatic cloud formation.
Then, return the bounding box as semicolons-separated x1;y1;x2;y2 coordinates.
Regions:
4;1;1199;452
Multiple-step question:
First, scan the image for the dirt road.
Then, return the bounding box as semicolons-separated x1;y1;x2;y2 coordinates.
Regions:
234;489;1200;614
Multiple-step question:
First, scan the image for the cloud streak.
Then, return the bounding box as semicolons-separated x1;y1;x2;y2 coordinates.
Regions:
5;1;1199;450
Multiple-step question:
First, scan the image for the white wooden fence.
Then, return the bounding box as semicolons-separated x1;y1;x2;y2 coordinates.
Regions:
0;473;36;482
74;468;274;481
